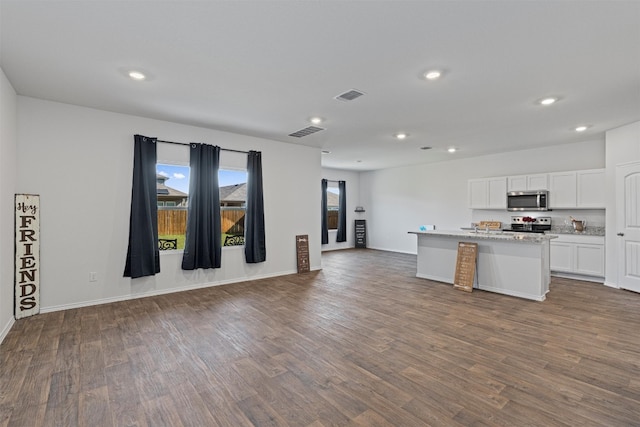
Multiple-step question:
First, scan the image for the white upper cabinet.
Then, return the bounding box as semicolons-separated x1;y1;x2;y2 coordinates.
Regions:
468;179;488;209
468;177;507;209
507;174;548;192
549;171;577;208
527;174;549;191
577;169;606;208
471;169;604;210
549;169;605;209
507;175;527;192
487;177;507;209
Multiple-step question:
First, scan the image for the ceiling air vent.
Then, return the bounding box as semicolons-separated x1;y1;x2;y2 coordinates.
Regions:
335;89;365;102
288;126;325;138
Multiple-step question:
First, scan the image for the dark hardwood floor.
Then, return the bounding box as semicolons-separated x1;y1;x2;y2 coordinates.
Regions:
1;249;640;426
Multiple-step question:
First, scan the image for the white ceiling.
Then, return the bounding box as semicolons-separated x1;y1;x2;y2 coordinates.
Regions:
1;1;639;171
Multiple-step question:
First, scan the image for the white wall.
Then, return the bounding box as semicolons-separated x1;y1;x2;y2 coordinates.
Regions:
360;139;605;254
0;67;18;341
321;168;361;251
605;120;640;287
16;97;321;311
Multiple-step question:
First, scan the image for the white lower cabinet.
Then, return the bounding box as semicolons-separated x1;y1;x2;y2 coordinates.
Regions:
575;244;605;276
550;234;604;279
550;242;573;271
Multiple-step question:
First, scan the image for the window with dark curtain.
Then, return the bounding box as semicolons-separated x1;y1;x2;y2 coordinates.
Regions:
245;151;266;263
321;179;329;244
336;180;347;242
181;143;222;270
124;135;160;278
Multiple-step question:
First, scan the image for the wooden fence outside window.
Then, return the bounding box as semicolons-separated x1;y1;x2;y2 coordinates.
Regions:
327;209;339;230
158;207;245;235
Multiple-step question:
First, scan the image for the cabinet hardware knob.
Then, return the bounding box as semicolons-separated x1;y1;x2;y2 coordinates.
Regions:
617;233;624;236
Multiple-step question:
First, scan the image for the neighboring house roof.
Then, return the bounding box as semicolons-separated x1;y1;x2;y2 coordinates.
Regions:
220;183;247;203
157;183;188;198
155;176;248;203
327;191;339;207
157;174;188;198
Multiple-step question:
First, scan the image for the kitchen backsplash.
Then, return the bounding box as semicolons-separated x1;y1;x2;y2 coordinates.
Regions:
470;209;605;231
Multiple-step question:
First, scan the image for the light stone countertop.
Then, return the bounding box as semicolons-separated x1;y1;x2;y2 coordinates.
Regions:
547;226;605;237
409;230;557;243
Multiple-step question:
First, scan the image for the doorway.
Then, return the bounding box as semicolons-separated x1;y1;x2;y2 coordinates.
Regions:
616;161;640;293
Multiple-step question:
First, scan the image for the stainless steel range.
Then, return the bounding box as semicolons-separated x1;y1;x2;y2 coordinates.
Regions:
503;216;551;233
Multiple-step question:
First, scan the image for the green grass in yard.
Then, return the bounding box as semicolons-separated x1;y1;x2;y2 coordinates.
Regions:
158;234;186;250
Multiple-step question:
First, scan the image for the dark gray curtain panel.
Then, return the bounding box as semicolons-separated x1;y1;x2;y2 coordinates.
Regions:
336;180;347;242
245;151;266;263
181;143;221;270
321;179;329;244
124;135;160;278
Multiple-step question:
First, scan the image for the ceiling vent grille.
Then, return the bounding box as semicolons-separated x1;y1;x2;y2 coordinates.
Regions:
335;89;365;102
288;126;325;138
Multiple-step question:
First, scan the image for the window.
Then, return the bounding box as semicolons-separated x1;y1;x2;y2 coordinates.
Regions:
326;185;339;230
219;169;248;247
156;164;189;250
156;164;247;250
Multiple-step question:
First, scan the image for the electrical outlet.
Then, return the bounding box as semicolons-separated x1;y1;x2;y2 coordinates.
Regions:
89;272;97;282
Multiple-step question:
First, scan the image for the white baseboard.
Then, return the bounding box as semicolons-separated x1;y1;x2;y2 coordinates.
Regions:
416;273;450;283
551;272;605;284
0;316;15;345
603;280;620;289
40;269;300;314
479;285;546;302
366;246;417;255
321;246;354;252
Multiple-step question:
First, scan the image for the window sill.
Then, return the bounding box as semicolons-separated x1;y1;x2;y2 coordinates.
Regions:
222;245;245;250
160;249;183;255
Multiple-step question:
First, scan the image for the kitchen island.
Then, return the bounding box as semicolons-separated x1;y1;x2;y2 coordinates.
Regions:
409;230;557;301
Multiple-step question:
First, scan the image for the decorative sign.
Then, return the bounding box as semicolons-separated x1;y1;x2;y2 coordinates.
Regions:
296;235;310;273
478;221;501;230
453;242;477;293
355;219;366;248
15;194;40;319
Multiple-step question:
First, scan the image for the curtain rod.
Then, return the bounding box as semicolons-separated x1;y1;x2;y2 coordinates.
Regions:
156;139;249;154
323;179;343;183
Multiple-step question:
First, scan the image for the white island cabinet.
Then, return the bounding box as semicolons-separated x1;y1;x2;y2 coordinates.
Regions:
409;230;557;301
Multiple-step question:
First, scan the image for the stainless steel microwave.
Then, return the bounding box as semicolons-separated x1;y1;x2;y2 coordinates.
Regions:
507;190;549;211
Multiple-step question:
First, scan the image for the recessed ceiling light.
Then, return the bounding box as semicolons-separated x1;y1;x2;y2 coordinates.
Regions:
310;117;324;125
424;70;442;80
539;97;558;106
395;133;409;140
128;71;146;81
575;125;589;132
447;147;456;153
